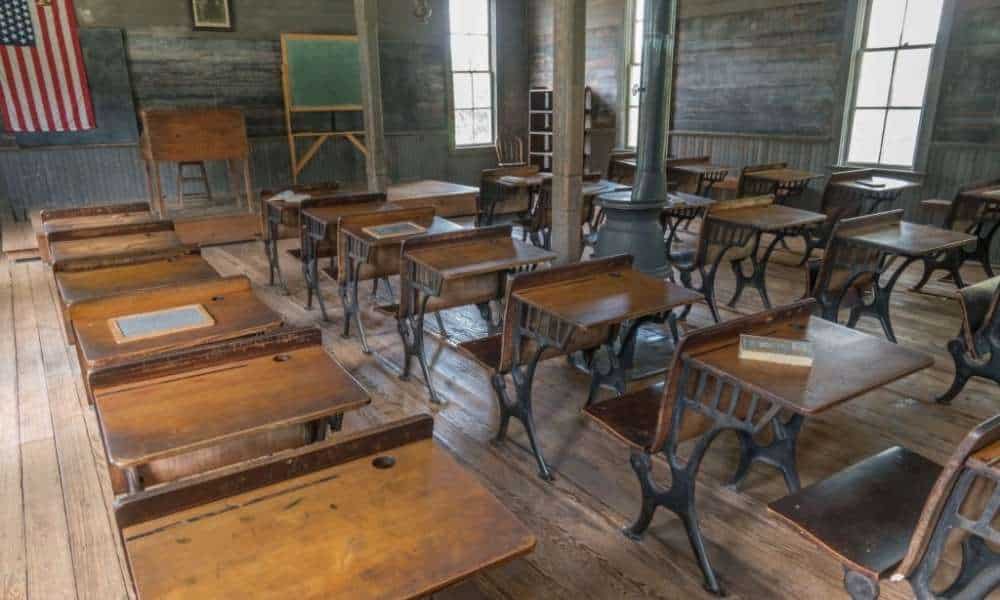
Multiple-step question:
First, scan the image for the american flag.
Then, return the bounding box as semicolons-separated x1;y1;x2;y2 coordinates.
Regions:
0;0;94;133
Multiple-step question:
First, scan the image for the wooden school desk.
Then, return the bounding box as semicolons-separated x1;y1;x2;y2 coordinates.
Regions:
844;220;977;343
48;221;191;271
338;207;464;352
387;179;479;218
93;328;370;495
743;168;824;204
35;202;154;262
114;415;536;600
829;175;920;215
399;225;557;403
53;253;219;345
70;275;282;402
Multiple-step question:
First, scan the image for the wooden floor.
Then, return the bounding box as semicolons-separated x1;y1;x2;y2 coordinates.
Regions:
1;226;998;599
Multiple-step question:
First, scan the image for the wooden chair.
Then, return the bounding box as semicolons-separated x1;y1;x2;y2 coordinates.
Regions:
608;150;637;184
914;179;996;290
936;275;1000;404
456;256;628;479
495;135;525;167
769;414;1000;600
671;195;775;323
809;210;900;328
299;192;387;315
799;169;877;265
737;162;788;197
585;301;820;595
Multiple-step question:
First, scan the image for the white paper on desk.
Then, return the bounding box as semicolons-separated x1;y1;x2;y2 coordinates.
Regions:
274;190;312;204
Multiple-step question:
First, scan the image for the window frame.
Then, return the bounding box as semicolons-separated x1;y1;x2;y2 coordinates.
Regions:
837;0;956;172
620;0;644;149
446;0;498;152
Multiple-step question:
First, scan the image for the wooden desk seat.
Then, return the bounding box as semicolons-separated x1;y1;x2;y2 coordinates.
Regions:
769;415;1000;600
115;415;536;600
54;253;219;345
37;202;154;262
93;327;369;496
937;275;1000;403
48;220;192;271
71;275;282;403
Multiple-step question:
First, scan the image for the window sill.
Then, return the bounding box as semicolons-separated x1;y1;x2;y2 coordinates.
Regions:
832;164;927;179
450;144;496;156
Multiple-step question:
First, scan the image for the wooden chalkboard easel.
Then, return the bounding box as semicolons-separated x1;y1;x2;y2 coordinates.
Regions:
281;33;370;183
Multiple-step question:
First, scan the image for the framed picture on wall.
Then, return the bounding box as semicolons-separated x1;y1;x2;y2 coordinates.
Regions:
191;0;234;31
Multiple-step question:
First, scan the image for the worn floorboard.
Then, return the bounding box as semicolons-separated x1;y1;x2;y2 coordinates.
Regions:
0;229;997;599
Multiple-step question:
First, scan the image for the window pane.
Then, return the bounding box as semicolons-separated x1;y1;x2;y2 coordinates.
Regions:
866;0;906;48
451;35;472;71
880;109;921;166
634;0;644;22
455;109;475;146
467;34;490;71
628;107;640;148
855;50;893;107
902;0;944;45
848;109;886;163
633;21;644;62
453;73;473;109
472;72;492;108
450;0;488;35
629;65;642;107
473;108;493;144
890;48;931;106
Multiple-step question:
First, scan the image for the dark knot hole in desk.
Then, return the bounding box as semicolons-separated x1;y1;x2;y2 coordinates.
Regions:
211;295;225;302
273;354;292;363
372;456;397;470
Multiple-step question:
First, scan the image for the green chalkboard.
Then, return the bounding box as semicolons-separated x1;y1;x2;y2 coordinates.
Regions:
282;34;363;110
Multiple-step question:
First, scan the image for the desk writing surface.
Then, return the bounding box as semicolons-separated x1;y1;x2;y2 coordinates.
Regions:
96;346;369;468
513;269;703;329
388;180;479;218
56;255;219;306
495;172;553;188
965;186;1000;204
50;231;184;266
583;180;630;197
846;222;977;257
343;216;464;247
688;316;932;415
406;237;556;280
42;212;156;237
666;193;715;209
672;164;730;175
73;278;281;372
300;201;401;227
748;168;824;183
122;438;536;600
713;205;825;231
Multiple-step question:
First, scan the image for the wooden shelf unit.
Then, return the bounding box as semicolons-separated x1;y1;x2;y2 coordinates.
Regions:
528;87;592;173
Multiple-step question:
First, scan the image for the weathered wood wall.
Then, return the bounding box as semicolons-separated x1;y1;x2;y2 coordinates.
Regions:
0;0;528;211
526;0;1000;261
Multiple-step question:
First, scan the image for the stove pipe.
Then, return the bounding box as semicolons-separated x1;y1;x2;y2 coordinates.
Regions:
593;0;673;278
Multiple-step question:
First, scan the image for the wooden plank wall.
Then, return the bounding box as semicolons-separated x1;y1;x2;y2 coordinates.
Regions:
526;0;1000;260
0;0;529;212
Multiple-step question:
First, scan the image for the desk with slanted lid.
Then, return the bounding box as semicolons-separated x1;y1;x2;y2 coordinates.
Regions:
48;221;191;271
36;202;154;262
94;328;370;495
399;226;557;403
115;415;536;600
54;253;219;345
338;208;464;351
71;276;282;402
845;219;977;342
711;203;826;309
507;261;702;479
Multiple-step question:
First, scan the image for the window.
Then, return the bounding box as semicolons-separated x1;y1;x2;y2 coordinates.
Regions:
844;0;945;167
625;0;645;148
450;0;494;147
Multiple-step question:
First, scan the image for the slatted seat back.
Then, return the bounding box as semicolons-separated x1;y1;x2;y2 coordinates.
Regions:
895;415;1000;579
337;206;437;284
811;210;902;301
737;162;787;197
495;136;525;167
694;195;774;266
818;169;876;221
496;255;634;374
398;226;517;318
647;300;817;454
